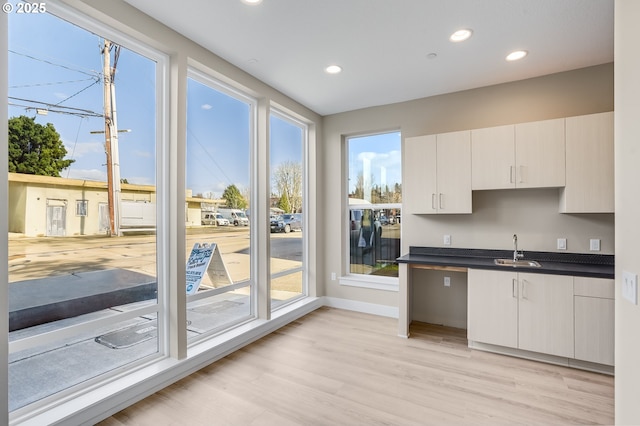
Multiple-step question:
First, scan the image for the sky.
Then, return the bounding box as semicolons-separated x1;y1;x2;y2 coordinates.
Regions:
348;132;402;197
7;6;399;201
8;9;157;185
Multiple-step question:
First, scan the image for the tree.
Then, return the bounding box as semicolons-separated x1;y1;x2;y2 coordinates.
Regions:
272;161;302;213
8;115;74;176
222;184;248;209
278;192;292;213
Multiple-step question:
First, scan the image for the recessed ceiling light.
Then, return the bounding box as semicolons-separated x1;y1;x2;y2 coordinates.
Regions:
449;29;473;42
241;0;262;4
506;50;528;61
325;65;342;74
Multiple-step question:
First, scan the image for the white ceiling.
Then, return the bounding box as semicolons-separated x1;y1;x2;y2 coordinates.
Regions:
123;0;613;116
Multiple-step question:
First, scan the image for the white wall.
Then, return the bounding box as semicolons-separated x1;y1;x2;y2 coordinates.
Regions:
615;1;640;423
322;64;614;308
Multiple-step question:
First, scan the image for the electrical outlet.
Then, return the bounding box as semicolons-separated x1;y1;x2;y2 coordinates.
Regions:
443;234;451;246
557;238;567;250
590;239;601;252
444;276;451;287
623;271;638;304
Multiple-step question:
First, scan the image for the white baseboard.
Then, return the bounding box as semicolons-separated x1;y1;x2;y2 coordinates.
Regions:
322;296;399;318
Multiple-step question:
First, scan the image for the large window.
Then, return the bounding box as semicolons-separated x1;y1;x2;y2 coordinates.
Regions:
7;7;163;413
346;132;401;284
3;2;318;423
269;111;307;309
185;71;254;338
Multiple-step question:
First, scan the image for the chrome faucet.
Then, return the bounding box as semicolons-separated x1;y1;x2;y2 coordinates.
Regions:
513;234;524;261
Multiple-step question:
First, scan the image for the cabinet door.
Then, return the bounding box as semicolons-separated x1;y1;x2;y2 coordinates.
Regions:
467;269;518;348
517;273;574;358
403;135;437;214
575;296;614;366
436;131;472;213
471;125;515;190
561;112;614;213
515;118;566;188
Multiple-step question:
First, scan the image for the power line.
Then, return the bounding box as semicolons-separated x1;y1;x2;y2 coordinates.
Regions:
187;126;235;187
9;77;97;89
8;96;103;118
54;78;101;106
8;49;100;79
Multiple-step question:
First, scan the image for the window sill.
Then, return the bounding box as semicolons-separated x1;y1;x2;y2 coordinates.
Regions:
339;275;399;292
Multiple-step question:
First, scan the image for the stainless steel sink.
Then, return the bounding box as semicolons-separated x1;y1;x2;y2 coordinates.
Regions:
494;258;542;268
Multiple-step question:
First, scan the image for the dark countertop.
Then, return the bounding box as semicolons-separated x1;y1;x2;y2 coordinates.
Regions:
397;246;614;279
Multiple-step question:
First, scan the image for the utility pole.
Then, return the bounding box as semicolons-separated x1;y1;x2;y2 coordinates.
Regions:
101;40;122;236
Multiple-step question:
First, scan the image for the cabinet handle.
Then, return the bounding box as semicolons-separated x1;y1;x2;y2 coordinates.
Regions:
512;278;517;298
521;279;527;300
439;193;443;210
509;166;514;184
431;193;437;210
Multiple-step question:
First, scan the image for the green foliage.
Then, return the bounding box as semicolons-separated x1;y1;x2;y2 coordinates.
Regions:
8;115;74;177
222;184;248;209
278;192;291;213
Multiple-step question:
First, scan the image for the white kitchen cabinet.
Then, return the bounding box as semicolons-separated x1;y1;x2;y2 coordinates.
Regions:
471;125;515;190
467;269;518;348
574;277;615;366
404;131;471;214
515;118;566;188
471;118;565;189
467;269;574;358
560;111;614;213
517;272;574;358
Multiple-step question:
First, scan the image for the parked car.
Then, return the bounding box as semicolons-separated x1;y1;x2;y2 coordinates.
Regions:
281;213;302;233
270;215;285;233
214;213;229;226
271;213;302;233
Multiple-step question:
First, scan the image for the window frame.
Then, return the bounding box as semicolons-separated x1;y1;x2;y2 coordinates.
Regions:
184;67;258;341
341;131;402;292
269;107;310;310
7;2;171;419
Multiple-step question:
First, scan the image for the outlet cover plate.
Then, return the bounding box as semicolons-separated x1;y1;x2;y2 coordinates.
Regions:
590;239;601;251
557;238;567;250
623;271;638;305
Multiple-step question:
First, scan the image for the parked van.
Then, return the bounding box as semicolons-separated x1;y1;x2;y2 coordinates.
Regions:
201;212;216;226
217;208;249;226
201;212;229;226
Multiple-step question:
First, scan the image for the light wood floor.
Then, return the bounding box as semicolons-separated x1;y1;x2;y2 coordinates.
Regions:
99;307;614;425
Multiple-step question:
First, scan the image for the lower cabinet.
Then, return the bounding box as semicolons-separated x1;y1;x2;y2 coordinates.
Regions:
574;277;615;366
468;269;575;359
467;269;518;348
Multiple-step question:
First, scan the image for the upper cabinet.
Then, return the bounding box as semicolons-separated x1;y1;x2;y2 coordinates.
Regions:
471;124;515;190
404;131;472;214
407;112;613;215
471;118;566;190
560;111;614;213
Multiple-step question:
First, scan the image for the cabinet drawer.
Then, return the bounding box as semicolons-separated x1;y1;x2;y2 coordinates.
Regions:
574;277;614;299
